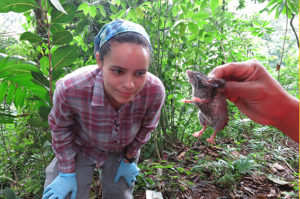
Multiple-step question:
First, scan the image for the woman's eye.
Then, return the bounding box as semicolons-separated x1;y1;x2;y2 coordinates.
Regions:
113;70;122;74
136;71;146;76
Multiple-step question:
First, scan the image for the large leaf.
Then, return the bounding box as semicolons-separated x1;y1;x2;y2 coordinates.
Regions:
51;45;79;70
52;31;73;45
0;81;8;103
5;83;16;105
31;71;49;88
51;4;75;23
20;32;43;43
50;23;65;34
50;0;67;14
39;105;51;121
0;0;39;13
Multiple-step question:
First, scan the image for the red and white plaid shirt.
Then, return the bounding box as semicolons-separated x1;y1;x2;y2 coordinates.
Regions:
48;65;165;173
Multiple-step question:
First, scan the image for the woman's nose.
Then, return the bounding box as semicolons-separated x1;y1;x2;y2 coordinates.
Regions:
123;75;135;89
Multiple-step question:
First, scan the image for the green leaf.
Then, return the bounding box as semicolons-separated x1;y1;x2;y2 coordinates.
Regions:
0;81;8;103
210;0;218;12
52;31;73;45
89;6;97;18
50;23;65;34
6;83;15;105
50;0;67;14
40;56;49;76
13;86;22;107
0;0;39;13
77;2;88;11
28;118;49;128
188;22;198;33
39;105;51;121
136;7;144;18
31;71;49;88
51;4;75;23
20;32;43;43
98;5;106;17
110;4;118;13
51;45;79;70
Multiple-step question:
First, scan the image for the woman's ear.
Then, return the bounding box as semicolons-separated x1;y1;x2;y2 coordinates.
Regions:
96;52;103;70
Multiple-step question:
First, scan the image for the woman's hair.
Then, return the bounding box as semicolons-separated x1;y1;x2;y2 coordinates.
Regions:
94;32;151;61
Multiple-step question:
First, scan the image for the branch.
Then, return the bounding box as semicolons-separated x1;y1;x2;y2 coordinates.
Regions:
290;14;299;48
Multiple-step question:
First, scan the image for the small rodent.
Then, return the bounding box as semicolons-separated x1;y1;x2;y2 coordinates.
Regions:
181;70;229;145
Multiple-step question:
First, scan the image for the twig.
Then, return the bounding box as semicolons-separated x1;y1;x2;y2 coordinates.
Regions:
290;14;299;48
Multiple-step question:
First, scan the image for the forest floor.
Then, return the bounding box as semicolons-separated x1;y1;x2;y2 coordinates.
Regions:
90;135;299;199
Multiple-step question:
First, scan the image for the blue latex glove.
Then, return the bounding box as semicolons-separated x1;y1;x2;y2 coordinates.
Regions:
43;172;77;199
114;158;140;187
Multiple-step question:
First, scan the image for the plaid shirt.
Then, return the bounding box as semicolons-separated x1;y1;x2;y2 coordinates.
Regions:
48;65;165;173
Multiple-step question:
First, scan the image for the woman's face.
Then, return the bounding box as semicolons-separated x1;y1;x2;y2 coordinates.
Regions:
96;42;150;109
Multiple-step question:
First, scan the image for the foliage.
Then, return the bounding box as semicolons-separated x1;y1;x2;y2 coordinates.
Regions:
0;0;298;198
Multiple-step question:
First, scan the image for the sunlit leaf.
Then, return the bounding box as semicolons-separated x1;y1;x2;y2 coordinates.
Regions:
0;0;39;13
50;0;67;14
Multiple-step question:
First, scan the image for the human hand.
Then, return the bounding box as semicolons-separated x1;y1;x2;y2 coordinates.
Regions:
114;158;140;187
210;60;299;142
43;172;77;199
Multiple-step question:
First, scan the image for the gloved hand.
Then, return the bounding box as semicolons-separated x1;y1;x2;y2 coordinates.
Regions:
114;158;140;187
43;172;77;199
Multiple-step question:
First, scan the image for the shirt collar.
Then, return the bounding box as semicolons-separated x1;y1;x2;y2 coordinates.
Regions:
91;71;106;106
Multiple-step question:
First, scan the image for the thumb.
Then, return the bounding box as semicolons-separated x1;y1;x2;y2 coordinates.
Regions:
225;81;258;103
70;190;77;199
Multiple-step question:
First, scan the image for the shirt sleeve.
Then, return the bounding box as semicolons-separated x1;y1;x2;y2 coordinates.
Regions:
48;80;77;173
126;84;165;157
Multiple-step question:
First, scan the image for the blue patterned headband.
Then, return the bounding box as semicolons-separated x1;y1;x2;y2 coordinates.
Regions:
94;19;151;52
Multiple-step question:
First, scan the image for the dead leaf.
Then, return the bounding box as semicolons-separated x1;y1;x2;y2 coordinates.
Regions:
271;162;285;172
267;189;276;197
267;174;289;185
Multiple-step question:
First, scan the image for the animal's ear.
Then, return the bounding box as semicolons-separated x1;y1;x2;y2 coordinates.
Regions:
207;78;226;87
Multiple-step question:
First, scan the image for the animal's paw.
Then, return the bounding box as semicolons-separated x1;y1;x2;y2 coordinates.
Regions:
206;137;216;145
193;131;201;137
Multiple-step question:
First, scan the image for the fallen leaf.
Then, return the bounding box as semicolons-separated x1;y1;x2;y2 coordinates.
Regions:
267;174;289;185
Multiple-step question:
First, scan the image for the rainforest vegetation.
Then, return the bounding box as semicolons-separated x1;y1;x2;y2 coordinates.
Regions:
0;0;298;198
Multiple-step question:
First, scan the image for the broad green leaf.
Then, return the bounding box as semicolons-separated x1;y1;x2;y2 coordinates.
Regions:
52;67;65;81
188;22;198;33
40;56;49;76
20;32;43;43
6;83;15;105
39;105;51;121
181;4;188;15
31;71;49;88
98;5;106;17
51;45;79;70
77;2;88;11
89;6;97;18
18;89;26;107
50;0;67;14
210;0;218;12
28;118;49;128
136;7;144;18
0;81;8;103
110;4;118;13
0;0;39;13
172;5;178;18
51;4;75;23
50;23;65;34
13;86;22;107
52;31;73;45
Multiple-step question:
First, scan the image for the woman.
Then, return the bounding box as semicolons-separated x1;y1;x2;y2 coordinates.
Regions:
43;19;165;199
